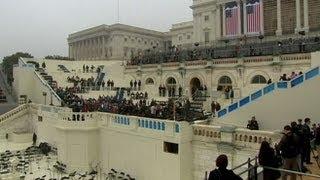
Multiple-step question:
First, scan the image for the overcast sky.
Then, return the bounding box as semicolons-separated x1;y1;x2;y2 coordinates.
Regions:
0;0;192;59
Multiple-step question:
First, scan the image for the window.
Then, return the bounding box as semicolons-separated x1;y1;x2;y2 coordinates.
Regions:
251;75;267;84
164;142;178;154
145;41;147;45
124;38;127;42
179;36;183;41
205;15;210;21
187;35;191;39
166;77;176;85
204;31;210;43
145;78;155;85
219;76;232;85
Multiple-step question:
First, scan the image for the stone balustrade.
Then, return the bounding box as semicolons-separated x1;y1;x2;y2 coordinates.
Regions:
234;128;282;148
192;125;282;149
192;125;222;142
0;104;29;124
125;53;312;71
0;103;283;145
280;53;311;61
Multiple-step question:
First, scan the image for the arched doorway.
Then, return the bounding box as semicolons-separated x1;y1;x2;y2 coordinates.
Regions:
190;77;202;95
217;76;232;91
166;77;177;97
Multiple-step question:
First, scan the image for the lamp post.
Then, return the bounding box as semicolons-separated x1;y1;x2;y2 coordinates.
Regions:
42;92;47;105
50;92;53;105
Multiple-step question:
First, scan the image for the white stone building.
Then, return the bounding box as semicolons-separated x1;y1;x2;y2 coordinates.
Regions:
68;24;171;61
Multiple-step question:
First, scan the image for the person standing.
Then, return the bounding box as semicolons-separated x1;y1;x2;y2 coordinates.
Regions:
208;154;242;180
277;125;299;180
32;133;37;146
259;141;281;180
138;80;141;91
303;118;312;164
211;101;216;116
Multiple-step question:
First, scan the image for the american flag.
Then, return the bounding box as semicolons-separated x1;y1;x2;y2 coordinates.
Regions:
246;0;262;34
225;1;239;36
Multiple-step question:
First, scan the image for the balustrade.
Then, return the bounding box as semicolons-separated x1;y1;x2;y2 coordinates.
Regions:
192;125;281;149
0;104;29;124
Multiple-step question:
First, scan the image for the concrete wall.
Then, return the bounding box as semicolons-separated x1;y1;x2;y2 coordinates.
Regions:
216;74;320;131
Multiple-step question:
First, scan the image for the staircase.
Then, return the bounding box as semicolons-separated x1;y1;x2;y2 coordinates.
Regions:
95;72;105;89
215;66;320;130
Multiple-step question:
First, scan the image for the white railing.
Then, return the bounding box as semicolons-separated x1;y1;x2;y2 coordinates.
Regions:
0;104;29;124
33;71;62;102
192;124;281;149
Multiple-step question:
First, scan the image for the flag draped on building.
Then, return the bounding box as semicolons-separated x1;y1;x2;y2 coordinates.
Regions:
225;1;239;36
246;0;262;34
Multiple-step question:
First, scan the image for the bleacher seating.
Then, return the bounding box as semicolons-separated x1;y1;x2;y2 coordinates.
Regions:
129;36;320;65
0;88;7;103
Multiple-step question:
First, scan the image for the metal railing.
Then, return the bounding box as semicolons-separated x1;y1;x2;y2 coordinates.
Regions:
204;155;320;180
204;157;259;180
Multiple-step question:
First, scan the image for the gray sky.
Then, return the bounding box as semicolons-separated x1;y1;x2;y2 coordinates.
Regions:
0;0;192;58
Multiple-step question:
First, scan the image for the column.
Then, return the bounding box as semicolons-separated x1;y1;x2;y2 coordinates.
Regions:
222;5;226;36
215;6;221;39
295;0;301;33
259;0;264;34
303;0;309;32
68;44;71;58
102;36;106;59
237;1;241;36
276;0;282;35
243;1;247;34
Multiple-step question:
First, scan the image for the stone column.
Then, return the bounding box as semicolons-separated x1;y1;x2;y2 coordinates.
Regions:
303;0;309;32
68;44;71;59
237;1;241;36
215;6;221;39
243;0;247;34
80;41;83;60
102;36;106;59
222;5;226;36
295;0;301;33
259;0;264;34
276;0;282;35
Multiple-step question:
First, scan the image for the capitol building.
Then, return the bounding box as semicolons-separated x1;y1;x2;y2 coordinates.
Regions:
0;0;320;179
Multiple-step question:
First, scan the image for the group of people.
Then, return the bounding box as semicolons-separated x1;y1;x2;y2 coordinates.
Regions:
208;118;319;180
0;87;7;103
82;64;97;73
128;91;148;100
128;36;320;66
279;71;303;82
260;118;318;180
130;80;142;91
158;85;184;97
55;85;203;121
67;76;95;87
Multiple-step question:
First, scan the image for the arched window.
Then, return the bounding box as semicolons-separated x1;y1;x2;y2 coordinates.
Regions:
218;76;232;85
251;75;267;84
217;76;232;91
145;78;154;85
166;77;176;85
